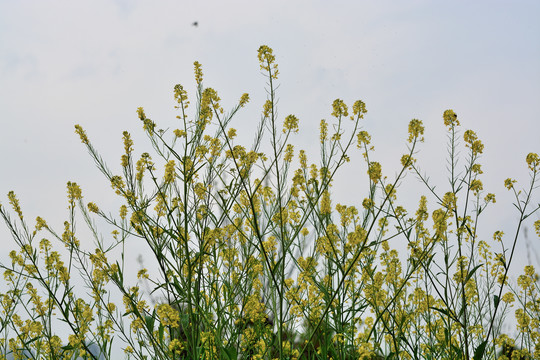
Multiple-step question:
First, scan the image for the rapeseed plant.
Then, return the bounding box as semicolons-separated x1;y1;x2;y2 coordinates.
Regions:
1;45;539;359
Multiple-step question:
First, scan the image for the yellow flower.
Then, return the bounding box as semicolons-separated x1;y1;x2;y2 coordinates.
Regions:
35;216;48;231
463;129;477;143
200;87;222;123
524;265;535;277
504;178;516;190
320;190;331;215
137;268;149;280
348;225;367;247
173;84;189;108
257;45;279;78
352;100;367;118
135;152;154;182
320;119;328;143
194;182;206;199
470;179;483;195
299;150;307;169
362;198;374;209
442;192;457;211
283;114;299;133
331;99;348;118
416;195;429;221
472;140;484;154
122;131;133;154
534;219;540;237
262;99;273;118
501;292;515;304
284;144;294;162
239;93;250;107
408;119;424;142
110;175;126;195
121;154;129;168
385;184;397;200
174;129;186;138
74;124;89;144
400;154;415;168
67;181;83;201
164;160;176;184
7;191;23;220
156;303;180;327
517;273;532;291
357;131;371;149
443;109;459;127
136;107;146;120
154;193;168;217
464;130;484;155
515;308;530;332
169;339;184;354
526;152;539;171
87;202;99;213
194;61;204;84
471;163;483;174
141;112;155;132
119;204;128;219
367;162;382;183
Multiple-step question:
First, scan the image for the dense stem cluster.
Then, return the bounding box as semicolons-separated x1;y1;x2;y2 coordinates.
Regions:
1;46;539;360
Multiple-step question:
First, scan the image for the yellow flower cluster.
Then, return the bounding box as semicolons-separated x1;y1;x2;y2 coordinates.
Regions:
74;124;89;144
67;181;82;202
526;152;539;171
163;160;176;184
352;100;367;118
443;109;459;127
156;303;180;328
284;144;294;162
110;175;126;195
174;83;189;112
200;87;223;125
357;130;371;148
283;114;299;133
3;46;540;360
367;162;382;183
504;178;516;190
408;119;424;143
239;93;250;108
331;99;348;118
7;191;23;220
320;119;328;143
135;152;154;182
463;129;484;155
194;61;203;85
262;99;273;118
257;45;279;79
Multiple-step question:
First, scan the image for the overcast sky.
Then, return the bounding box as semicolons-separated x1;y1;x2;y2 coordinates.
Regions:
1;0;540;343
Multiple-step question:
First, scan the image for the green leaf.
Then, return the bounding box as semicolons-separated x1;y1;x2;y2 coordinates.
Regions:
429;306;456;321
221;345;238;360
464;263;483;284
473;340;488;360
145;310;156;333
464;224;473;237
114;260;124;285
158;322;165;344
493;294;500;308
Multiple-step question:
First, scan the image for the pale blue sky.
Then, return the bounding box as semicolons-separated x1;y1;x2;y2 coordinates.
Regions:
0;0;539;348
